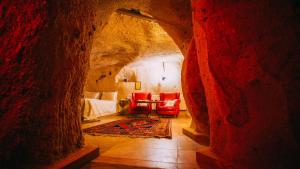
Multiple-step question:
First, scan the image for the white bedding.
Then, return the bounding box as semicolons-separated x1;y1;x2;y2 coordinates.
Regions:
83;98;117;120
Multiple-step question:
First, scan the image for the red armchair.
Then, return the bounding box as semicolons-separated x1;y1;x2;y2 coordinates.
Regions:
156;92;180;117
129;92;152;115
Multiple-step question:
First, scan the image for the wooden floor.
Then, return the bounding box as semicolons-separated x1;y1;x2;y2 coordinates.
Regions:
81;111;204;169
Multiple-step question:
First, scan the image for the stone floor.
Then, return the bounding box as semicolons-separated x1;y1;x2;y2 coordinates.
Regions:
81;111;204;169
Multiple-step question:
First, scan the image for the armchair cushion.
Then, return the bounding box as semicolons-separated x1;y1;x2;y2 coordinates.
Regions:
156;92;180;116
129;92;152;115
165;100;177;107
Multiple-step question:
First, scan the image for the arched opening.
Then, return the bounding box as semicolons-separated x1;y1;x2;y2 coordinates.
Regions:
80;8;209;167
1;1;299;169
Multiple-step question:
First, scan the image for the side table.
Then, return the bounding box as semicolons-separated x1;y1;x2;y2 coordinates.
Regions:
119;98;130;115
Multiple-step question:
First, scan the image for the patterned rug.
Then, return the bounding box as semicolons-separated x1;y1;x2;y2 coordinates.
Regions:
83;118;172;138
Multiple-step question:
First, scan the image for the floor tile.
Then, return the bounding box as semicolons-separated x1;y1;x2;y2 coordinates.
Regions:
101;146;177;163
81;111;202;168
178;163;202;169
177;136;202;151
178;150;197;164
154;162;177;169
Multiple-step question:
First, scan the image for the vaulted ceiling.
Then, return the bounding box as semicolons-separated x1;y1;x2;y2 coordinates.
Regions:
89;9;181;69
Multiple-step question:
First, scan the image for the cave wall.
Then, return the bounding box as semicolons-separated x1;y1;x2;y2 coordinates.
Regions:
86;0;193;99
0;0;191;164
0;0;48;164
35;0;98;163
112;0;193;56
0;0;98;165
125;60;183;94
0;0;193;166
192;0;300;168
85;65;121;92
182;39;209;134
147;0;193;56
2;1;299;169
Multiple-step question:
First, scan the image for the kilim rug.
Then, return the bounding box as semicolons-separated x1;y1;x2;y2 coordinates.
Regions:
83;118;172;138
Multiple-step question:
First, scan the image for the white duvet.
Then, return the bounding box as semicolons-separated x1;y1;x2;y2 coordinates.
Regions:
83;98;117;120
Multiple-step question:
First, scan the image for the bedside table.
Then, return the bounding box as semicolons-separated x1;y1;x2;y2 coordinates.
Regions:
119;98;130;115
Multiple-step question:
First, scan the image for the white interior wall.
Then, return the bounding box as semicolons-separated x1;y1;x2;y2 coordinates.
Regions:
116;53;187;110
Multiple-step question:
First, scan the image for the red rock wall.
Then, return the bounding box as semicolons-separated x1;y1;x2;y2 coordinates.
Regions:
0;0;97;166
1;0;299;168
182;39;209;135
0;0;192;166
192;0;300;168
0;0;47;165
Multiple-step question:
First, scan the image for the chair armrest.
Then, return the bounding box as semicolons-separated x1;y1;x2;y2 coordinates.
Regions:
129;99;136;107
174;99;180;109
156;101;165;108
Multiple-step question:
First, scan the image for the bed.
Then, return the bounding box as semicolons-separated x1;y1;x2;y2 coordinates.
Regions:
82;91;118;121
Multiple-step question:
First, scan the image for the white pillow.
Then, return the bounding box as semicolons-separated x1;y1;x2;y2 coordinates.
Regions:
84;91;100;99
165;100;176;107
101;92;117;101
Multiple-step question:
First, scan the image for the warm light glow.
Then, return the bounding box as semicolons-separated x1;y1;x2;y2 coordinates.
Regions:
116;53;183;94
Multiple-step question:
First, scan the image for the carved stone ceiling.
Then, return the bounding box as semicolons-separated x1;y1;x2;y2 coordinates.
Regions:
89;10;181;69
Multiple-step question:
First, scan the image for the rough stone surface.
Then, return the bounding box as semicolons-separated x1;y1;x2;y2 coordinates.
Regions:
0;0;98;166
2;0;299;169
86;10;181;92
192;0;300;168
86;0;193;92
0;0;47;165
90;12;180;69
0;0;193;167
85;65;122;92
30;0;98;163
182;39;209;135
90;0;193;62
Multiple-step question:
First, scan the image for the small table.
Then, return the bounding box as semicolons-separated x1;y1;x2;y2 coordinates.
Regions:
136;100;164;104
136;100;164;116
119;98;130;115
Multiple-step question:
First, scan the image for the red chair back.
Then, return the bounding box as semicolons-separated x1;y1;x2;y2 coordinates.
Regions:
132;92;152;101
159;92;180;101
129;92;152;115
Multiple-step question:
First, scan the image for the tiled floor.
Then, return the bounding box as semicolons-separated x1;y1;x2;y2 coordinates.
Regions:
81;111;204;169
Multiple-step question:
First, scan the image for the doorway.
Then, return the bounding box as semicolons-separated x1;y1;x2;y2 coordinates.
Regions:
81;8;205;168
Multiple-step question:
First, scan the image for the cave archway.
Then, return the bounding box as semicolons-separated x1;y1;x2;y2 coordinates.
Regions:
85;6;210;140
0;0;210;165
1;1;299;169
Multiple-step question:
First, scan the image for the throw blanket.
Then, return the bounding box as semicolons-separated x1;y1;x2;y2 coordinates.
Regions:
83;98;117;120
